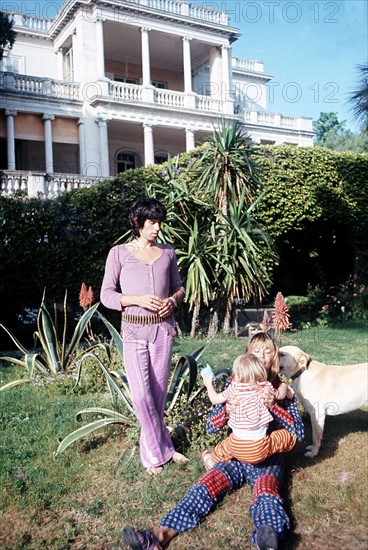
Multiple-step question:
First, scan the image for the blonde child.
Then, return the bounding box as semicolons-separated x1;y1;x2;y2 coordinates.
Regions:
201;353;295;469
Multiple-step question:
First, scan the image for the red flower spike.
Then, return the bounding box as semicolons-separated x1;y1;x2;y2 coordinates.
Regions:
79;282;94;309
272;292;291;333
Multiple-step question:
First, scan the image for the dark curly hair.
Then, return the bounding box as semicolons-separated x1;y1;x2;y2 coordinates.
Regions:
128;197;167;237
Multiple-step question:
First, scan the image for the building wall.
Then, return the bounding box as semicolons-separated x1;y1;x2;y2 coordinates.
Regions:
0;1;314;181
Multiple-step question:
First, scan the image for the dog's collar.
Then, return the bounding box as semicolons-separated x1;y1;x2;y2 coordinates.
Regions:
291;367;305;380
290;356;312;380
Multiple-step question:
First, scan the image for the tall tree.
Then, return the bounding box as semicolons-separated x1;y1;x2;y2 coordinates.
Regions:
0;12;16;60
313;112;347;144
192;120;274;331
348;62;368;133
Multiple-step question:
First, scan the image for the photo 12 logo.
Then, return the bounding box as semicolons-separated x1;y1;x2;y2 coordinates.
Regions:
2;2;63;19
202;1;340;24
267;81;340;104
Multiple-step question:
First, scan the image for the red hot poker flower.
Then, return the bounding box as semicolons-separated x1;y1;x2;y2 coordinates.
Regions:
79;282;94;309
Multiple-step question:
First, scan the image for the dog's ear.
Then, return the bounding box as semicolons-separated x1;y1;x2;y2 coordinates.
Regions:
295;352;310;369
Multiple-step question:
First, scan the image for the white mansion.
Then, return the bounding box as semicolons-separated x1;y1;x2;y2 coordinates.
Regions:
0;0;314;196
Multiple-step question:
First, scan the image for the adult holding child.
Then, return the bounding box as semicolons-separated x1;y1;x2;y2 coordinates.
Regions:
100;197;186;476
200;351;296;469
122;332;304;549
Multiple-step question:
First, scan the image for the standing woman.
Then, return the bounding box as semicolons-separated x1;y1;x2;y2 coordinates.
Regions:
100;198;186;475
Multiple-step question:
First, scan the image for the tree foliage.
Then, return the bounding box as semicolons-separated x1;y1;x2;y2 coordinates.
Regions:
0;11;16;60
348;62;368;133
313;112;346;143
255;145;368;295
313;111;368;152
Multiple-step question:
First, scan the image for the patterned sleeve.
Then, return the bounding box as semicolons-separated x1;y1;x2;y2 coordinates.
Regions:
206;377;231;435
270;396;305;441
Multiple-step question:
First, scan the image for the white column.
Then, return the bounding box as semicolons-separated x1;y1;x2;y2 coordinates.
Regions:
185;128;195;152
78;119;86;175
141;27;151;86
71;30;78;81
221;44;230;92
96;17;105;78
56;48;63;80
221;44;234;114
5;110;17;170
96;117;110;177
182;36;192;93
143;123;154;166
42;114;54;173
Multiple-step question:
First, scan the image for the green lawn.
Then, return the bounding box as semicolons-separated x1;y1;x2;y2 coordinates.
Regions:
1;322;367;549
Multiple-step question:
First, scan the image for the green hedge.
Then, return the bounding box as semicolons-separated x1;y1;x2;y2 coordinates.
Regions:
0;146;367;346
0;169;152;345
254;146;368;295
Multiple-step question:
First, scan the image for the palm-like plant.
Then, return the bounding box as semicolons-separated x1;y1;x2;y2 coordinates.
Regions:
146;159;221;336
216;188;277;330
194;119;263;215
348;62;368;133
0;292;104;391
192;120;273;329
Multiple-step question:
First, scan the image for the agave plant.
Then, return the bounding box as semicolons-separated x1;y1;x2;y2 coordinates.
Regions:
0;292;106;391
53;313;217;457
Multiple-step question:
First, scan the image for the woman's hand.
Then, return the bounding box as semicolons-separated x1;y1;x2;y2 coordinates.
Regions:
225;395;239;414
258;385;275;409
276;382;294;400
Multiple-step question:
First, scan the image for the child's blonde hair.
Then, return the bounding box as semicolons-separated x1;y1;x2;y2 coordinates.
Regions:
232;353;267;384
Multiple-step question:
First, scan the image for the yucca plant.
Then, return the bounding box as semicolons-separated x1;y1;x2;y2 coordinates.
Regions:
0;292;106;391
53;313;216;458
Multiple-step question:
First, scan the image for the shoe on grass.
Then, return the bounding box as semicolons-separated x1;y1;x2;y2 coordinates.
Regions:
256;524;279;550
122;525;162;550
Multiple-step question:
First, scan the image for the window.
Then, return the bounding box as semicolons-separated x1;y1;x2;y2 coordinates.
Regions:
192;62;210;96
115;77;139;84
0;55;23;73
154;152;169;165
152;80;168;89
63;47;74;82
116;150;140;173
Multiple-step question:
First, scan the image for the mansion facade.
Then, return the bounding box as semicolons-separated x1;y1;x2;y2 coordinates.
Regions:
0;0;314;197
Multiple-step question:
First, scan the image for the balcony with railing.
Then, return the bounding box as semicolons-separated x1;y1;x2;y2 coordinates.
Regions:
243;110;313;132
0;171;111;199
0;72;80;102
7;0;229;36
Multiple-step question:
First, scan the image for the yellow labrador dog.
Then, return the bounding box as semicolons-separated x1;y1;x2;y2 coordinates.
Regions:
279;345;368;457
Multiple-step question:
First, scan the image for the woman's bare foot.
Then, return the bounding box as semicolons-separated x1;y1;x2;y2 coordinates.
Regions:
171;451;188;464
200;449;214;471
146;466;163;476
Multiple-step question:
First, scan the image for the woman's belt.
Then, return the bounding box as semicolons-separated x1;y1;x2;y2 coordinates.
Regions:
121;312;169;326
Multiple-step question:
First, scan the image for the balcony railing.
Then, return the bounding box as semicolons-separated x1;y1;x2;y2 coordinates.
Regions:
232;57;265;73
0;171;110;199
154;88;185;108
109;81;143;102
243;110;313;132
7;0;228;34
1;72;80;101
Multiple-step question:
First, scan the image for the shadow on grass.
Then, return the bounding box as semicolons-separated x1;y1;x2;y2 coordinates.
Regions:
282;408;368;549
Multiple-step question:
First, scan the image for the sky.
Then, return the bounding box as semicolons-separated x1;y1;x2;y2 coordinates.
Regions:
1;0;367;132
219;0;368;132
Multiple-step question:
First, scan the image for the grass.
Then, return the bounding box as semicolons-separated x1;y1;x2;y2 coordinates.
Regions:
0;322;367;549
